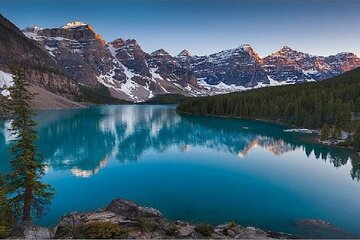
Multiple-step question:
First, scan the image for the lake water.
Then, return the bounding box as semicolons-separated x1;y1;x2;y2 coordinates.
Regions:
1;105;360;238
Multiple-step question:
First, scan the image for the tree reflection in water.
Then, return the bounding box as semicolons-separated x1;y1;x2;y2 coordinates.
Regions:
0;105;359;180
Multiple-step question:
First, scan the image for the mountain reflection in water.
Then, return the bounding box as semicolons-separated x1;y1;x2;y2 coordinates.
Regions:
1;105;358;180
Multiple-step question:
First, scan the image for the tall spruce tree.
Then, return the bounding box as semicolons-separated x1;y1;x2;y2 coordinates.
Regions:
5;67;54;224
320;124;330;141
331;127;341;139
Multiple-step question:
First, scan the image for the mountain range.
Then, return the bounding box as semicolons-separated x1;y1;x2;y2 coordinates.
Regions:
1;14;360;105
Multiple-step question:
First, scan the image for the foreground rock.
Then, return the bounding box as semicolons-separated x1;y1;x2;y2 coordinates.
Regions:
13;199;293;239
10;223;55;239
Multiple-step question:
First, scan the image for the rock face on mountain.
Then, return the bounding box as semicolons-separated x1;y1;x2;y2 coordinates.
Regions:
23;23;124;87
180;45;268;88
0;14;79;101
178;45;360;92
149;49;200;89
109;38;150;77
24;24;201;102
178;49;192;58
262;46;360;83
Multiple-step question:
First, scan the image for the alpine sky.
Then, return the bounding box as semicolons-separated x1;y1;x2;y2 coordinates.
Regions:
1;0;359;57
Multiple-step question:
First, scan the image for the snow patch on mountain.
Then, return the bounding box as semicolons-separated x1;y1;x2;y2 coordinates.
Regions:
107;44;117;59
106;44;155;101
149;67;162;80
198;75;292;95
23;31;41;41
0;70;14;97
198;79;246;94
22;26;43;39
266;76;287;86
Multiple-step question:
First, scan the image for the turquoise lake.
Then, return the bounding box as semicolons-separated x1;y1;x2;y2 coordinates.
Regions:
1;105;360;238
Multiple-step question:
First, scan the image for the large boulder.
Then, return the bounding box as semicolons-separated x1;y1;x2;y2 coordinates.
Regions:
106;199;162;219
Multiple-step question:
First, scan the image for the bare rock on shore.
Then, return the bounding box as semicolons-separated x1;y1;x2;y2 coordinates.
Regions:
9;223;55;239
52;198;292;239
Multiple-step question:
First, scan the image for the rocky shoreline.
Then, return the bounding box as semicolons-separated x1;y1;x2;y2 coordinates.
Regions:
13;199;293;239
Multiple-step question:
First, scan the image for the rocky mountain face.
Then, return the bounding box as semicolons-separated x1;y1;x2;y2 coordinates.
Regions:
23;22;124;87
179;45;269;89
178;45;360;93
19;19;360;102
262;46;360;83
148;49;200;89
0;14;79;101
23;23;201;102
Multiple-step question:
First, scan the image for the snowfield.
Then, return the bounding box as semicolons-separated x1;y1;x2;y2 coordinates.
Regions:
0;70;14;97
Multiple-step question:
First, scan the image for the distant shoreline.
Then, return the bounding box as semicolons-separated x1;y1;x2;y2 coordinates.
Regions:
176;110;359;152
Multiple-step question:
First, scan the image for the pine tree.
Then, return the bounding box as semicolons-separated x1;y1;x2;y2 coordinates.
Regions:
5;67;54;224
355;98;360;113
0;174;15;238
320;123;330;141
331;127;341;139
354;123;360;152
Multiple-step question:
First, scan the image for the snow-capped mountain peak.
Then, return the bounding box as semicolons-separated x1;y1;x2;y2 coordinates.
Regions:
239;44;253;51
151;49;170;57
271;46;301;56
178;49;192;57
62;21;88;29
23;26;43;32
279;45;293;52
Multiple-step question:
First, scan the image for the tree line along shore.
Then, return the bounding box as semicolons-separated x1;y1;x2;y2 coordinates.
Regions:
176;67;360;151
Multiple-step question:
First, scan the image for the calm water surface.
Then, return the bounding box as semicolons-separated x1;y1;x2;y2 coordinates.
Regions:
1;105;360;238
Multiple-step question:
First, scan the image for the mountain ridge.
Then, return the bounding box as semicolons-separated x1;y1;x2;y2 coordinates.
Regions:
3;15;360;103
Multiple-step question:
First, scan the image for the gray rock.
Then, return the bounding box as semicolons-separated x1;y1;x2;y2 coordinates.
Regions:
10;223;54;239
106;198;163;219
23;226;54;239
86;211;116;221
227;229;236;237
178;225;195;236
52;198;292;239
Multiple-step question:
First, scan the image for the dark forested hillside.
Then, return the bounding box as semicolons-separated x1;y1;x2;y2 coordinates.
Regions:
176;67;360;129
142;94;190;104
79;85;131;104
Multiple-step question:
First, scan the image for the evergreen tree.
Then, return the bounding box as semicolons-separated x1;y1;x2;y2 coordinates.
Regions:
5;67;54;224
331;127;341;139
320;124;330;141
354;123;360;151
355;98;360;112
0;174;15;238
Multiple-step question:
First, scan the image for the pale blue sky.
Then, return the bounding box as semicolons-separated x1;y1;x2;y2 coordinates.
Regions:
1;0;359;57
